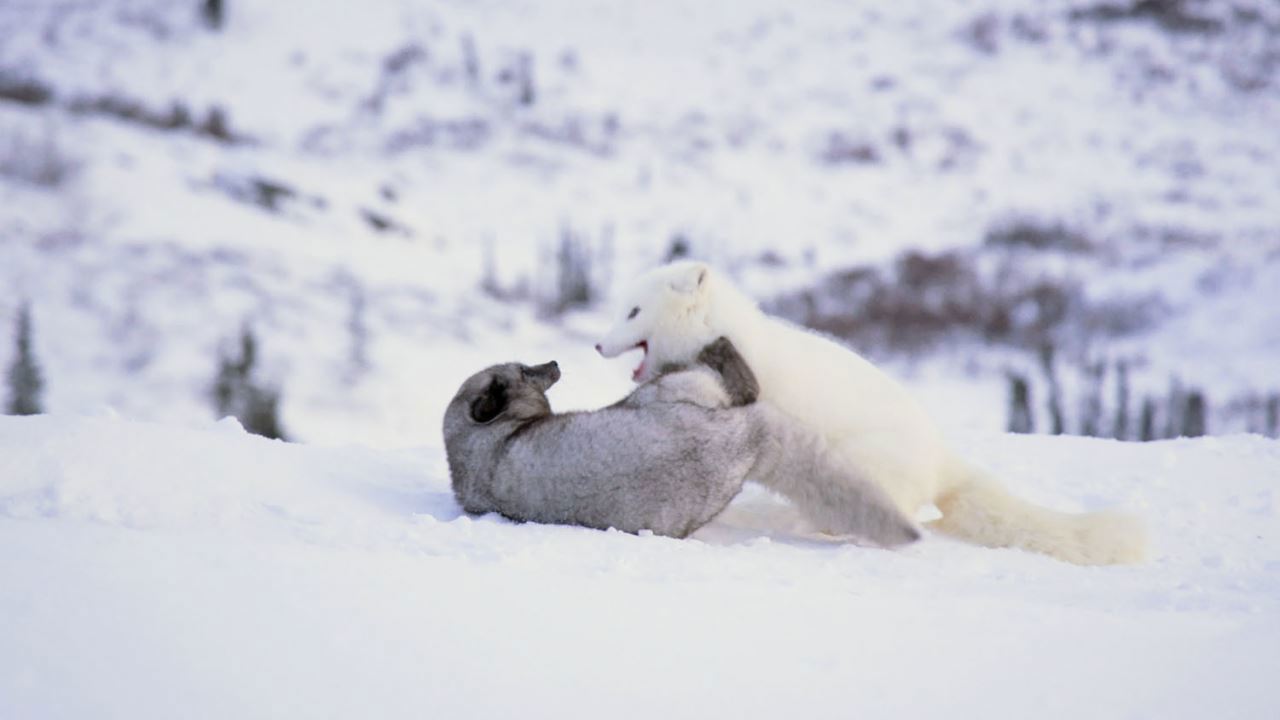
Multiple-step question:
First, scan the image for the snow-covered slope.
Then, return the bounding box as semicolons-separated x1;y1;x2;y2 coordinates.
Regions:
2;414;1278;718
2;0;1278;445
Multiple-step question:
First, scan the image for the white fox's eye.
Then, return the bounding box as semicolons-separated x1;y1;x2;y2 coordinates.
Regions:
627;306;640;320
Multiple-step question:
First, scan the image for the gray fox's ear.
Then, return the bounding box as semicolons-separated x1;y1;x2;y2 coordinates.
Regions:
470;377;509;423
669;262;709;294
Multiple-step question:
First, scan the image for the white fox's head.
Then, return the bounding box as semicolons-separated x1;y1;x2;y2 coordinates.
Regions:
596;260;719;382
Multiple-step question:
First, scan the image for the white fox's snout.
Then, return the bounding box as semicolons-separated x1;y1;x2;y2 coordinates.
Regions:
596;337;651;381
595;339;633;358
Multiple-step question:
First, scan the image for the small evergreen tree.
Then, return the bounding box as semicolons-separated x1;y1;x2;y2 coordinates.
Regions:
1138;397;1157;442
201;0;225;31
211;325;287;440
344;279;370;383
1267;394;1280;438
1163;379;1185;440
1078;359;1106;437
1182;390;1206;438
1038;343;1065;435
1112;360;1130;440
244;384;285;440
201;106;232;142
665;234;691;262
515;51;535;106
1006;372;1033;434
5;303;44;415
548;227;593;315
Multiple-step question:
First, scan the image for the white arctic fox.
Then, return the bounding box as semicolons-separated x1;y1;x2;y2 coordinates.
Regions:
596;260;1148;565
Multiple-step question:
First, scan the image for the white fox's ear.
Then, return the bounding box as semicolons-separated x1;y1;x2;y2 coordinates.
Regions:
669;262;709;294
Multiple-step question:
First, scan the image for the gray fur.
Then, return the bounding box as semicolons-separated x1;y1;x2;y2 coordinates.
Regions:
443;338;920;546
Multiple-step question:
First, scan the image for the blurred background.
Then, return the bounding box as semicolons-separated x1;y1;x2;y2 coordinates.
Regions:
1;0;1277;448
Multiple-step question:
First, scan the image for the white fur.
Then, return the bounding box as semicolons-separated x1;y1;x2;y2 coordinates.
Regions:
598;261;1148;565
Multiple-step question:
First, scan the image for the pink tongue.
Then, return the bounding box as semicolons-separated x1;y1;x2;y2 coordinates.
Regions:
632;343;648;380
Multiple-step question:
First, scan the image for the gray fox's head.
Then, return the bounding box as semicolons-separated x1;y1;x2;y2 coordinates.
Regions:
444;361;561;436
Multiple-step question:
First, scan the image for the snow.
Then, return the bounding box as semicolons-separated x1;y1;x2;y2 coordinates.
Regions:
2;1;1279;715
2;413;1278;718
2;0;1279;448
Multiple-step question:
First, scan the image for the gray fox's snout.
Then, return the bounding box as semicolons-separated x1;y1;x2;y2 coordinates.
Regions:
525;361;561;388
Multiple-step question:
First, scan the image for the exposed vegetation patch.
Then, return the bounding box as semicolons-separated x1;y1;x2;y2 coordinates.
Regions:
212;173;326;215
1066;0;1280;93
1069;1;1224;35
359;208;412;237
818;132;882;165
384;117;492;153
0;73;53;107
984;216;1095;253
539;226;608;317
1;66;248;144
67;96;246;143
1006;358;1280;440
767;246;1164;357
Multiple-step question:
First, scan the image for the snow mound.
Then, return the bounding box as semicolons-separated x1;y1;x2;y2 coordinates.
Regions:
1;414;1278;718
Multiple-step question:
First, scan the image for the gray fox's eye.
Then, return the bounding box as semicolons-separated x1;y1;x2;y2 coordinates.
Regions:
627;306;640;320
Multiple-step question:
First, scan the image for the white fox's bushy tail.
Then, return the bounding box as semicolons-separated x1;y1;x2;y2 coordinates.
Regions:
929;462;1148;566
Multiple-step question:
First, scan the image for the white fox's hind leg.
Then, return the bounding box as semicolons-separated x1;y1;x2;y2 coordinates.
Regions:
751;421;923;548
795;473;922;548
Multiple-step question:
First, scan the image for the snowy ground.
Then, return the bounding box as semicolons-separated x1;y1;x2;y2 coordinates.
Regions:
2;414;1278;719
2;0;1279;446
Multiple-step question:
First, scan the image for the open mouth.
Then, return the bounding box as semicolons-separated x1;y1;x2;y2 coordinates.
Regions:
631;340;649;381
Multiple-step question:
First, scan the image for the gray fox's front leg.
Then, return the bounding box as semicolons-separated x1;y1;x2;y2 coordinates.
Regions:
697;337;759;407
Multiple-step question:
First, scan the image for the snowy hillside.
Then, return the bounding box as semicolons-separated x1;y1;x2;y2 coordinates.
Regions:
2;0;1278;445
2;414;1278;718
